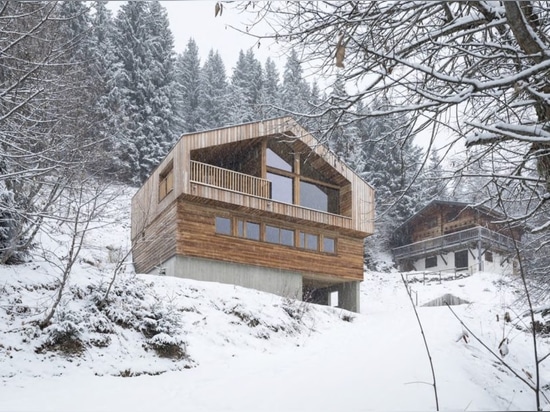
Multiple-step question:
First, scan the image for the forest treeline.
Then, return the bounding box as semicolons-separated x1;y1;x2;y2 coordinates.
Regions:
1;1;457;264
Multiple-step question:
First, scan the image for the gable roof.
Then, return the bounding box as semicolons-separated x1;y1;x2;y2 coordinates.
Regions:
132;116;376;236
173;116;373;190
397;199;506;231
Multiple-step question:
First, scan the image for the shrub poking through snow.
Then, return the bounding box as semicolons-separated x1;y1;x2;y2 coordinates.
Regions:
147;333;188;359
37;308;85;355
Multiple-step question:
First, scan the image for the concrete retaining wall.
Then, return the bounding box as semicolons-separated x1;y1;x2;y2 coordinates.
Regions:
155;255;303;300
149;255;362;313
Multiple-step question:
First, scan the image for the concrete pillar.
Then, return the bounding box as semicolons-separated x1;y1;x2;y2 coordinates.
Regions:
333;281;361;313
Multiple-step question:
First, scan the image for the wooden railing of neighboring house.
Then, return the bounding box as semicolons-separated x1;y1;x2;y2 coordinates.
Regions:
190;160;271;198
392;226;517;260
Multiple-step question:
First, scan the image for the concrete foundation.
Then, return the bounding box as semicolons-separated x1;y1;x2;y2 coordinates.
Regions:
156;255;303;300
151;255;361;313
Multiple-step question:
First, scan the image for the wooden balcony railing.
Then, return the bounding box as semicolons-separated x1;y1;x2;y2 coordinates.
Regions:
190;160;271;198
392;226;517;260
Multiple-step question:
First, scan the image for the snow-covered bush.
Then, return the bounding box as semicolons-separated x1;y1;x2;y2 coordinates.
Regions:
37;308;85;355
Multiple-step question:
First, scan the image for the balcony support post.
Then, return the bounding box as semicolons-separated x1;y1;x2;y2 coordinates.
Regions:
477;227;483;272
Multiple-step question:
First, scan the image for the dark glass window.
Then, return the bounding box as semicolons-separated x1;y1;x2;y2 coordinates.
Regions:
455;250;469;269
485;251;493;262
215;217;231;235
425;256;437;268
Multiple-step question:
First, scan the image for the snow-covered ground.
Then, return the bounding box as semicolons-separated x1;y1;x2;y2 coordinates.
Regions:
1;186;549;411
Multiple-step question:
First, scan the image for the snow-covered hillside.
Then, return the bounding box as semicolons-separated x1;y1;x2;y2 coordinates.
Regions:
1;186;549;411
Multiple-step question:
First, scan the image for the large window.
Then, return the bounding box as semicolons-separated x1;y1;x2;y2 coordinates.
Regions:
267;148;292;172
300;181;339;214
267;172;293;204
266;144;342;214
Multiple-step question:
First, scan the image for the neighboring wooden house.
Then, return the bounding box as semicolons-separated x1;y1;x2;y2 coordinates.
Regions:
131;117;375;312
392;200;522;275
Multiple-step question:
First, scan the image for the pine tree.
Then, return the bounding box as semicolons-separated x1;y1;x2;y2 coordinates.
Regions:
422;149;449;202
280;49;311;119
324;74;363;170
198;49;229;130
357;99;424;250
111;1;178;184
229;49;264;123
175;38;202;132
259;57;281;119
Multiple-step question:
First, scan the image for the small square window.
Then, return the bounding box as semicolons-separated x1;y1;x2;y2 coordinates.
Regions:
485;251;493;262
215;217;231;235
266;225;279;243
281;228;294;246
246;222;260;240
323;237;335;253
306;233;318;251
425;256;437;268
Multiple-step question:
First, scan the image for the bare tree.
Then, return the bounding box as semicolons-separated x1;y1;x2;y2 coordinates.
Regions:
233;1;550;226
0;2;109;263
39;178;118;329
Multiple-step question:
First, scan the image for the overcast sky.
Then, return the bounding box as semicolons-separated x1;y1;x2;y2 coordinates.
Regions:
109;1;283;72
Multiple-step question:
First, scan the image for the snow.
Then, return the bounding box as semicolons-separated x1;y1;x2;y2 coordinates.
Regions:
1;185;549;411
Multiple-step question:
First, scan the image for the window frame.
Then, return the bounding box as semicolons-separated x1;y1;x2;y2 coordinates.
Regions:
425;255;437;268
215;216;231;235
159;162;174;201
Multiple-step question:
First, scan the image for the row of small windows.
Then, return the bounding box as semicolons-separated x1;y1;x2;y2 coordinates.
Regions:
425;250;493;269
215;216;336;254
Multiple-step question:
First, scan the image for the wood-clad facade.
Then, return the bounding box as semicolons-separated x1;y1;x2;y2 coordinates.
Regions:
131;117;375;312
392;200;522;275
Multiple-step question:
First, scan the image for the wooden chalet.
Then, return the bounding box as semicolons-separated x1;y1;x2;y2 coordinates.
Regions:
131;117;375;312
392;200;522;275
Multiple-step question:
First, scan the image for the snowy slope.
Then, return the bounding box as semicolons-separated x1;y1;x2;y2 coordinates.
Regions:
1;186;549;411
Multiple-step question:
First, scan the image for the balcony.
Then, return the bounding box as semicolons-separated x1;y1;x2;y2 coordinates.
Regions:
189;160;354;231
392;226;518;261
190;160;271;198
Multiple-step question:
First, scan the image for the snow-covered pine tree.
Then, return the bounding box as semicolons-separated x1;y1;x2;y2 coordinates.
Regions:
357;99;424;251
421;149;449;203
143;2;179;158
175;38;202;133
87;1;123;176
228;49;263;123
111;2;178;184
280;49;312;123
258;57;281;119
197;49;229;130
323;74;363;171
